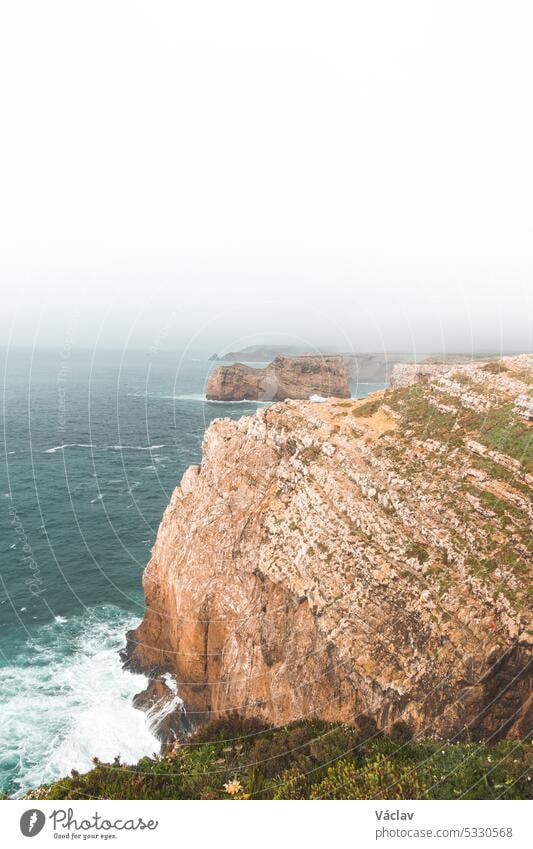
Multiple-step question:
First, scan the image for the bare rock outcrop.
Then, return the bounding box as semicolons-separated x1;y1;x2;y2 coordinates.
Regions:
206;355;350;401
126;356;532;741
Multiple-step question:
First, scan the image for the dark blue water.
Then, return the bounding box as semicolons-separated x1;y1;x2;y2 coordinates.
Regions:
0;347;383;796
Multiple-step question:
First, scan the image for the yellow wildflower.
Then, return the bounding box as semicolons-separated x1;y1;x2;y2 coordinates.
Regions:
224;779;243;796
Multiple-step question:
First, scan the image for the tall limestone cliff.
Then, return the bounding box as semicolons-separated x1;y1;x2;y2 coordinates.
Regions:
125;356;532;741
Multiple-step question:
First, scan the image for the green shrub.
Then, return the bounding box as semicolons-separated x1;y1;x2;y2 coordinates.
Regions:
351;399;382;417
390;720;413;742
310;754;427;800
272;767;312;800
406;543;430;564
20;719;532;801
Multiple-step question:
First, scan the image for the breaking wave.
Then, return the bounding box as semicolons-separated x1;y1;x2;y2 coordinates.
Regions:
0;606;160;797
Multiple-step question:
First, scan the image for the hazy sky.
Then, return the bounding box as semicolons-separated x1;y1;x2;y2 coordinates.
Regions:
0;1;531;354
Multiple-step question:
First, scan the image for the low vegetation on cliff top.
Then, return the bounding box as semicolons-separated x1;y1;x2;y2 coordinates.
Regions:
21;717;532;801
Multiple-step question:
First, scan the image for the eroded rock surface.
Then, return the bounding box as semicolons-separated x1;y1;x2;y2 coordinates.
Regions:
126;356;532;740
206;355;350;401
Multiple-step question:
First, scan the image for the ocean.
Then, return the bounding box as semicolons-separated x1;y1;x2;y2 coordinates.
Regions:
0;347;385;797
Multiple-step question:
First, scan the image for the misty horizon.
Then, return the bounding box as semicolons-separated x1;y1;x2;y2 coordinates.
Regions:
1;3;531;353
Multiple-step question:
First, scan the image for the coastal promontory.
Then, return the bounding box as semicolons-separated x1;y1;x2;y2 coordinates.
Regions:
126;355;532;741
206;355;350;401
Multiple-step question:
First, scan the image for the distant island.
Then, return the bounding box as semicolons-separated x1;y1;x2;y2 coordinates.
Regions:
206;355;351;401
209;344;312;362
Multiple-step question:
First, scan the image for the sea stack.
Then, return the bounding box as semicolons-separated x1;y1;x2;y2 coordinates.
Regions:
206;355;351;401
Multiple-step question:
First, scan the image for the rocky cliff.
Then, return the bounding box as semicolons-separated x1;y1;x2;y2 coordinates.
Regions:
206;355;350;401
209;348;500;382
125;355;532;742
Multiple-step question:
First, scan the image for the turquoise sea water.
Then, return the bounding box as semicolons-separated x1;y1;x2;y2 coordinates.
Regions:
0;347;384;796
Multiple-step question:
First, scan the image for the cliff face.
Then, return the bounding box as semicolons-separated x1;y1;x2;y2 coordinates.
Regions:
208;350;500;384
206;355;350;401
126;356;532;741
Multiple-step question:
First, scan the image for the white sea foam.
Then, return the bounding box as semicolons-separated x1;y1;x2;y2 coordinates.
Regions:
164;393;207;401
162;672;178;694
131;391;270;405
128;391;207;402
44;443;94;454
0;607;160;797
107;444;166;451
145;673;184;733
44;443;166;454
309;394;327;403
